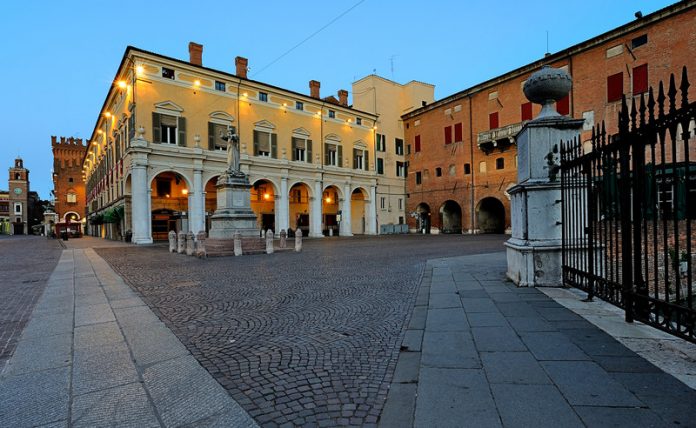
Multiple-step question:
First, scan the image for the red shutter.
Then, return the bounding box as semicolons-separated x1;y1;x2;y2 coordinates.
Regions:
444;126;452;144
489;112;499;129
454;123;463;142
607;72;623;102
633;64;648;94
415;135;421;152
521;102;533;121
556;95;570;116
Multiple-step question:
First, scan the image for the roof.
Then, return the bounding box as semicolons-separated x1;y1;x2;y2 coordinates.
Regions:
402;0;695;120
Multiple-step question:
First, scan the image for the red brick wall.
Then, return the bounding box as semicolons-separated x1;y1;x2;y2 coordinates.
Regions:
404;5;696;233
52;136;88;221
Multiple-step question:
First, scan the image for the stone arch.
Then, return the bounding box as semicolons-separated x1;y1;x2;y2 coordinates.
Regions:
289;181;313;236
288;180;315;198
251;178;278;233
63;211;81;222
148;169;192;190
149;171;191;240
416;202;431;234
476;197;505;233
351;187;370;235
439;200;462;234
322;184;341;235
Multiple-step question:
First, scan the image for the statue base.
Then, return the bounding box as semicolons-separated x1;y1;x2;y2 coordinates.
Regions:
208;172;260;240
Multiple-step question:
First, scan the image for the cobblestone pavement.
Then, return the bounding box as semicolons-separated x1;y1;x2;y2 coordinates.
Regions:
97;234;506;427
0;236;62;372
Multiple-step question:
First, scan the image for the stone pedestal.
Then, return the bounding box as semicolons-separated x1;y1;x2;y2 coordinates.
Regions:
208;172;259;239
505;117;583;286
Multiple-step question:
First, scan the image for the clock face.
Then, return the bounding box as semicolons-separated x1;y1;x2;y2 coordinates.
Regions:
14;187;22;195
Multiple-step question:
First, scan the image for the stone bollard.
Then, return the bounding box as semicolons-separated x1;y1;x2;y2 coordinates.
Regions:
177;231;186;254
168;230;177;253
279;229;287;248
295;228;303;252
186;231;195;256
195;231;207;258
233;231;242;256
266;229;274;254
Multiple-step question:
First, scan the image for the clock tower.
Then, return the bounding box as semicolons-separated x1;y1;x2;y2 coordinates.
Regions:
8;157;29;235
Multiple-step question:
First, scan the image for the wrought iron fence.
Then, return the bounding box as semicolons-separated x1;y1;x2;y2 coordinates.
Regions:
561;67;695;343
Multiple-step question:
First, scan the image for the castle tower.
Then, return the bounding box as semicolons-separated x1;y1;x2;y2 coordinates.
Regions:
51;136;88;224
8;157;29;235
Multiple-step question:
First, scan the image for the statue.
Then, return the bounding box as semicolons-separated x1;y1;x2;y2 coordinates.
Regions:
221;125;240;174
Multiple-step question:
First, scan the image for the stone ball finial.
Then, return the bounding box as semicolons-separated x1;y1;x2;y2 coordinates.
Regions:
523;66;572;120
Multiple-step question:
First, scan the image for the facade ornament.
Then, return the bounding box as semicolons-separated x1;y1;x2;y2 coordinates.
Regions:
523;66;572;120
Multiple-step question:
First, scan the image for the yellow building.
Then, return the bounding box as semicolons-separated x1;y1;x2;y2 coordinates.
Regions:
352;75;434;230
83;43;383;243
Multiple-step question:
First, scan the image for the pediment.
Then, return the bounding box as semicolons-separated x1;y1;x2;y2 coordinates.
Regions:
210;111;235;122
292;127;311;137
325;133;341;142
254;119;276;130
353;139;366;148
154;100;184;112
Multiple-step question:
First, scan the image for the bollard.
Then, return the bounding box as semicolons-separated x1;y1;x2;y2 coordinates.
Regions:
186;231;195;256
266;229;274;254
233;231;242;256
168;230;177;253
177;231;186;254
295;228;303;252
279;229;287;248
195;231;207;258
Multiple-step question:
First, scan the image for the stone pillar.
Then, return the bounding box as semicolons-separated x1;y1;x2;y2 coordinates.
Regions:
168;230;177;252
295;228;303;252
266;229;274;254
279;229;287;248
505;66;583;287
233;231;242;256
190;169;205;234
131;162;152;244
367;185;377;235
310;181;323;237
186;231;195;256
279;177;289;233
195;231;206;258
177;231;186;254
341;184;353;237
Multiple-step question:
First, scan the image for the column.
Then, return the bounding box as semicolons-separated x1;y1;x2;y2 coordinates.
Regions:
190;169;205;234
341;183;353;236
310;181;323;237
278;177;289;233
131;163;152;244
367;185;377;235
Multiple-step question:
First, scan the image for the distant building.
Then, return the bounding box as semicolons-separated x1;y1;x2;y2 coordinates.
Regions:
0;190;9;234
402;1;696;234
52;136;88;236
8;157;29;235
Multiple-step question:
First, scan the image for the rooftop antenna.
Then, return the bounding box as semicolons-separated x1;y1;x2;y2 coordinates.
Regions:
545;30;550;56
389;55;397;79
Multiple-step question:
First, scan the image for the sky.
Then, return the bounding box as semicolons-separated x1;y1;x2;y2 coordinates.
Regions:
0;0;676;199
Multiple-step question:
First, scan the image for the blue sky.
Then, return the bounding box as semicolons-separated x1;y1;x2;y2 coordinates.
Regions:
0;0;675;199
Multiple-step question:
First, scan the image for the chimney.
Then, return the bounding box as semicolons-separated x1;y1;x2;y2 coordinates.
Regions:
189;42;203;66
235;56;248;79
338;89;348;106
309;80;320;98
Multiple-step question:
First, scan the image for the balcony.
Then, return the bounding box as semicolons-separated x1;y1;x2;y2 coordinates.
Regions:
477;121;526;154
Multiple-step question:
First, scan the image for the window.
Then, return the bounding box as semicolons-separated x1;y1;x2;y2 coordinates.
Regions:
68;177;74;183
152;113;184;145
449;165;456;176
464;163;471;175
454;123;463;142
556;95;570;116
489;112;499;129
67;193;77;203
395;138;404;155
444;126;452;144
406;144;411;154
398;199;403;210
328;110;335;118
376;134;386;151
415;171;422;185
14;203;21;214
162;67;175;79
356;117;362;125
253;129;277;157
479;161;487;173
324;141;342;166
521;102;533;121
607;72;623;102
435;167;442;177
353;147;369;171
215;81;226;91
259;92;268;102
631;34;648;49
380;197;386;210
633;64;648;94
396;161;406;177
496;158;505;170
377;158;384;175
208;123;232;151
415;135;421;152
292;137;312;162
295;101;304;110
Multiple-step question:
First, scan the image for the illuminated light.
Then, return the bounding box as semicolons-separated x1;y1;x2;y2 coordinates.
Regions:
194;80;201;86
347;119;352;123
243;92;248;97
373;125;378;130
97;130;103;134
165;194;170;198
283;103;287;107
182;189;189;195
104;112;111;118
136;65;144;75
117;80;127;89
325;197;332;203
263;193;270;201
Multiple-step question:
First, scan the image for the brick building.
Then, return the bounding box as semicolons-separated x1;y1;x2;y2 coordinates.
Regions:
7;157;29;235
52;136;88;223
402;1;696;234
0;190;9;234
